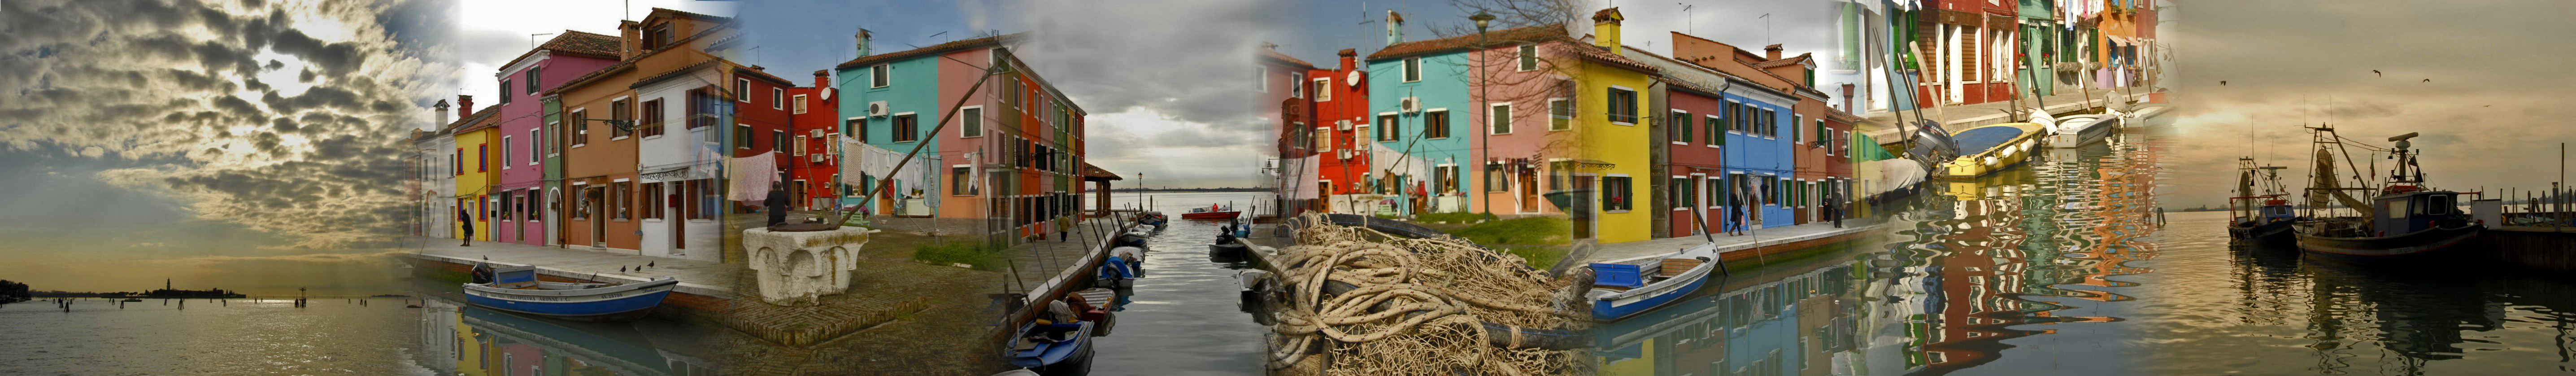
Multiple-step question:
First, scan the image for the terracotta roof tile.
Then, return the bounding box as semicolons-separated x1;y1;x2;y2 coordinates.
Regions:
1259;47;1314;68
835;33;1023;70
1081;162;1122;180
1367;25;1566;61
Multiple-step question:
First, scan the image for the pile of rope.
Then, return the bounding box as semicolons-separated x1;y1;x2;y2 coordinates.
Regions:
1263;213;1586;376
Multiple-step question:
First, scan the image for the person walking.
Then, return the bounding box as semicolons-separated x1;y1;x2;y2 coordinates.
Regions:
458;205;474;247
1056;214;1072;242
1829;187;1844;228
764;183;789;227
1728;190;1746;236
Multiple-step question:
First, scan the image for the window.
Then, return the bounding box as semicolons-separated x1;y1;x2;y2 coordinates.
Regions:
961;107;983;137
1486;163;1508;192
1602;175;1632;212
734;124;753;149
476;144;487;172
1672;177;1695;209
773;130;788;154
1289;72;1305;98
1725;103;1742;134
771;87;784;110
792;94;809;114
1313;79;1332;101
893;114;918;142
1793;115;1805;144
1670;110;1691;144
647;23;672;50
1424;110;1450;139
1765;109;1779;137
1489;104;1511;134
792;136;808;157
845;118;865;141
499;136;511;169
1548;98;1572;131
952;167;973;196
1710;178;1724;208
610;99;632;138
499;79;511;104
1606;87;1637;124
736;78;751;103
1403;57;1422;82
687;88;713;129
1706;115;1724;145
1255;66;1267;92
570;185;591;220
570;109;588;146
525;68;539;94
641;183;664;220
451;149;459;175
1434;165;1458;194
640;99;664;137
611;181;630;220
870;65;890;87
527;128;541;164
1763;176;1779;205
1315;125;1331;151
1376;114;1398;141
1517;44;1538;71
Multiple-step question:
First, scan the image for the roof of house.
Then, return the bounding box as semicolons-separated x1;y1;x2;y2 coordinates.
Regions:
1258;47;1314;69
1751;53;1812;68
835;33;1023;70
1367;25;1566;61
1081;162;1122;180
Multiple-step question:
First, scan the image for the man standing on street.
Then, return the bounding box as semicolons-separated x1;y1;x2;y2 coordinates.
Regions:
458;205;474;247
765;183;789;227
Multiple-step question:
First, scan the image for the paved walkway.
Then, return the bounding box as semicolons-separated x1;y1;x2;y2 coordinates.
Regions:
403;237;735;295
1584;219;1888;265
1862;88;2150;144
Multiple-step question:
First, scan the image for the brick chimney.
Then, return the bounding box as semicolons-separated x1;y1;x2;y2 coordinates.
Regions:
1764;44;1783;61
1592;8;1624;53
433;99;450;127
1337;48;1358;72
812;69;829;88
619;20;641;60
457;95;474;120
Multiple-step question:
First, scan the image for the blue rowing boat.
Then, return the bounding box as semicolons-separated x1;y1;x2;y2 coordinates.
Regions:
463;263;679;323
1585;241;1719;322
1005;321;1095;375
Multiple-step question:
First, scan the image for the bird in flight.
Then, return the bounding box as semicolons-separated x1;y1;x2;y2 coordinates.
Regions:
2218;81;2228;86
2372;70;2382;77
2421;79;2431;83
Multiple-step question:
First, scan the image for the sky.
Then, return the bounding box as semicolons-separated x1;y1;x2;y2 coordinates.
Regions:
739;0;1281;189
443;0;732;120
2159;0;2576;209
0;0;452;293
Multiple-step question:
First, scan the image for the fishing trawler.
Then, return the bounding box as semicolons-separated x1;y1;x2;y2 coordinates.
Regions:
2228;157;2296;246
2291;127;2484;261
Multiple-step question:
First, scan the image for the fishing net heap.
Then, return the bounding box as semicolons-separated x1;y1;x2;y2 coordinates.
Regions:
1266;213;1585;376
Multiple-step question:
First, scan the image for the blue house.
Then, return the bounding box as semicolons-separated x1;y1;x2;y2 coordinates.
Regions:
1362;27;1488;214
1722;88;1797;230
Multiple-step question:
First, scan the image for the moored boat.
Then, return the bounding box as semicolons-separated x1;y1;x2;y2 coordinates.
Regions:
2228;158;2297;246
2042;113;2121;148
462;263;679;323
1938;122;2045;177
1179;204;1240;220
1584;241;1718;322
1004;321;1096;376
2291;130;2485;261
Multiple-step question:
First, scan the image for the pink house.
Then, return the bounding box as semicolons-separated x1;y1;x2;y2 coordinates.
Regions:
492;31;620;246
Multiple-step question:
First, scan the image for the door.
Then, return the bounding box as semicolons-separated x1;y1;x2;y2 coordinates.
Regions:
1519;171;1539;213
587;187;606;248
669;181;684;250
1571;175;1595;240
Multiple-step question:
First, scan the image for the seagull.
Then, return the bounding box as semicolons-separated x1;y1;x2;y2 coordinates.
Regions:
2372;70;2381;77
2421;79;2432;83
2218;81;2227;86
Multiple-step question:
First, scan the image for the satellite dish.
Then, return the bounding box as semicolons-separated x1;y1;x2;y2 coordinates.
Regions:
1345;70;1362;86
820;87;834;101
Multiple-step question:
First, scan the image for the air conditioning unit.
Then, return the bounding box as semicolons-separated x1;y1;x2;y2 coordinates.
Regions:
1399;97;1421;113
868;101;889;117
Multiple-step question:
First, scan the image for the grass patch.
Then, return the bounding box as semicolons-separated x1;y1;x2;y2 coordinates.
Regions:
1451;217;1572;245
1498;246;1569;270
1414;212;1498;224
912;241;1005;271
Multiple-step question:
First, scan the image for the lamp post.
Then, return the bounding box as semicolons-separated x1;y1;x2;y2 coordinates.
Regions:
1471;11;1493;219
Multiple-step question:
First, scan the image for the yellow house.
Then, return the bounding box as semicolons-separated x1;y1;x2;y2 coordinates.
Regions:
1571;8;1658;244
451;105;500;241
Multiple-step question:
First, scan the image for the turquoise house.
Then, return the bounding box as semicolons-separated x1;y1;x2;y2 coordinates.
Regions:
833;33;960;215
1365;35;1480;214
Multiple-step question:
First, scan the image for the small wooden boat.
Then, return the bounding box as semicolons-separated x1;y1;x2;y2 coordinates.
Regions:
2291;130;2485;262
1132;211;1166;227
1208;235;1248;260
1005;321;1096;375
1115;228;1151;247
2042;113;2121;148
1584;241;1718;322
2228;158;2296;246
463;263;679;323
1937;122;2045;178
1179;205;1240;220
1094;253;1136;289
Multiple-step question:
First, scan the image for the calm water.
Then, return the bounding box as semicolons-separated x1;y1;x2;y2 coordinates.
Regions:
406;291;719;376
1595;132;2167;376
0;297;430;376
1088;191;1271;375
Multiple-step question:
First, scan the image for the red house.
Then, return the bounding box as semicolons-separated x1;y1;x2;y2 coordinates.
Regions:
786;70;842;210
1312;48;1370;203
730;66;797;212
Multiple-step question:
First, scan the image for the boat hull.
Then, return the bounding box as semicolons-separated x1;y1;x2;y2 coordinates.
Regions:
2293;224;2484;261
462;278;679;323
2229;220;2296;246
1008;322;1096;375
1179;211;1240;220
1588;271;1709;322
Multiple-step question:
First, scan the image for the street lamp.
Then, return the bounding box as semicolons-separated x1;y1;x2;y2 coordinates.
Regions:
1471;11;1493;218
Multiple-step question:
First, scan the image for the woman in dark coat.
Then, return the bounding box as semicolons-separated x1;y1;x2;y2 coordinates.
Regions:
459;205;474;246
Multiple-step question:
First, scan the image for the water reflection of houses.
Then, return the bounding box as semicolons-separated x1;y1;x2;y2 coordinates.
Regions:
1594;239;1893;376
418;296;716;376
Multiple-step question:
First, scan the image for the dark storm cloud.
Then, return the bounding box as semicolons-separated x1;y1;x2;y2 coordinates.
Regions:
2162;0;2576;208
0;0;457;248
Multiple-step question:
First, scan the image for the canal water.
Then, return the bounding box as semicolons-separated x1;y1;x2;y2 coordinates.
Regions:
1090;191;1272;375
1593;132;2169;375
404;281;719;376
0;297;430;376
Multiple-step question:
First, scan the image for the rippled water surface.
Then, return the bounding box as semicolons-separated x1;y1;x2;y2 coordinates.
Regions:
1088;192;1271;375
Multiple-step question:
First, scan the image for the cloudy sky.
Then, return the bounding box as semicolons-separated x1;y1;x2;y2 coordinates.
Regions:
736;0;1281;189
443;0;729;114
2159;0;2576;209
0;0;452;293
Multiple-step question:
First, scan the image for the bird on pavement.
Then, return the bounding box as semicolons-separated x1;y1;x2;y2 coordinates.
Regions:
619;266;627;272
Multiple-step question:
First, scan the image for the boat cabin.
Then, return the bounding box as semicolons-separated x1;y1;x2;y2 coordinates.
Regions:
2372;188;2459;235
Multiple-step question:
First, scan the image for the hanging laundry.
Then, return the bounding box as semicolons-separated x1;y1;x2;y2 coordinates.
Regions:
730;151;779;201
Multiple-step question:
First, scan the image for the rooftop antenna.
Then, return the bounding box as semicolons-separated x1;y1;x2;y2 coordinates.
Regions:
1758;13;1771;44
749;45;763;66
1679;4;1693;35
529;33;556;48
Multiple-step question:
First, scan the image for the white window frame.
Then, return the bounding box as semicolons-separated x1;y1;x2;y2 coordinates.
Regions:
1608;85;1636;126
1517;44;1539;71
499;136;512;170
608;96;632;141
1793;114;1806;144
1547;97;1571;131
1289;72;1305;98
736;79;752;103
959;105;985;138
569;108;588;148
1256;66;1268;92
527;128;542;165
1403;57;1423;82
771;87;785;110
1423;109;1451;140
1313;78;1332;102
1668;109;1690;145
1705;114;1723;149
1604;173;1632;214
792;94;809;114
1489;102;1513;135
870;65;890;88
